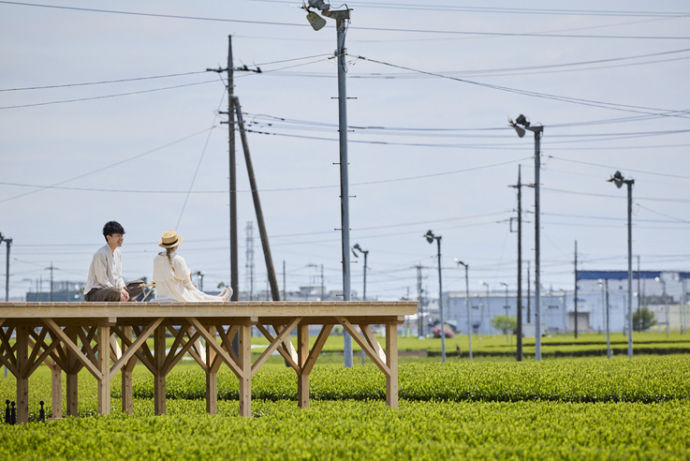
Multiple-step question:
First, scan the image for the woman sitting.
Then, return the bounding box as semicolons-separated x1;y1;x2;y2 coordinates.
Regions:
152;230;232;302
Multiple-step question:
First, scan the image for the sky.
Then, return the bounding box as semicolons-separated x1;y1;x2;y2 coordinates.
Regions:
1;0;689;301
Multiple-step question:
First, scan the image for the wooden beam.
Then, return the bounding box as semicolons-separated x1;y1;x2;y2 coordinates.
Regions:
44;319;103;380
97;326;111;415
336;317;390;376
302;324;334;377
297;323;310;409
49;362;62;420
385;322;398;409
255;324;299;372
110;318;162;377
251;318;300;377
16;325;29;424
361;324;387;364
205;326;218;415
153;325;166;415
163;331;201;375
186;318;244;379
238;324;251;418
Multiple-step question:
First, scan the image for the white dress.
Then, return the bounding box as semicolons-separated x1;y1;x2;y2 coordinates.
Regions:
152;251;230;302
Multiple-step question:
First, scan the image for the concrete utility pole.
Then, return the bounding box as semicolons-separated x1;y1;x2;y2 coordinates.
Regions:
510;166;524;360
45;262;58;302
416;265;424;337
574;240;579;338
1;233;12;302
206;36;262;302
282;260;286;300
234;98;280;301
527;260;531;323
510;114;543;360
608;171;635;358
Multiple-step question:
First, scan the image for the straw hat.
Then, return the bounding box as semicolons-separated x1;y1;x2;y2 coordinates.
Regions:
158;230;183;248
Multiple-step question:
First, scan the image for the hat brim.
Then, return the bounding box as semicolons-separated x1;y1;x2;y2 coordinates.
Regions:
158;235;183;248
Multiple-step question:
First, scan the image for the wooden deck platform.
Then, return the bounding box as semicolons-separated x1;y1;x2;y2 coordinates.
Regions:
0;301;416;422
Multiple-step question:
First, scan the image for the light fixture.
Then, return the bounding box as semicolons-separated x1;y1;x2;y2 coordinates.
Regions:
306;10;327;31
425;230;436;243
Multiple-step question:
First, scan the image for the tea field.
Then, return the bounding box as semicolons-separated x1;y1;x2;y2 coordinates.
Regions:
1;352;689;459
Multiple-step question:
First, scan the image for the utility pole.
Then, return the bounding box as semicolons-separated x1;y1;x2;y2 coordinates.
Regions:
206;36;262;302
510;166;524;361
416;265;424;337
605;279;611;359
637;255;642;332
574;240;578;338
234;98;280;301
282;260;286;300
320;264;324;301
45;262;58;302
527;260;531;323
1;233;12;302
195;271;205;292
245;221;255;300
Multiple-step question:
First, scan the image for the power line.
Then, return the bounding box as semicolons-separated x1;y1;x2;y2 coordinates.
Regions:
0;79;218;110
0;70;208;92
547;155;690;181
351;54;690;118
0;126;215;204
2;2;690;40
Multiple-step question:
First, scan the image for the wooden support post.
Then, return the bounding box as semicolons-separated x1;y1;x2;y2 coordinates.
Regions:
205;326;217;415
49;362;62;419
121;326;134;415
66;326;79;416
154;325;166;415
16;325;29;424
385;322;398;409
238;324;251;418
297;323;309;408
97;325;111;415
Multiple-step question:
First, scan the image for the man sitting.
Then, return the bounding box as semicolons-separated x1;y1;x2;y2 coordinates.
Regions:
84;221;143;302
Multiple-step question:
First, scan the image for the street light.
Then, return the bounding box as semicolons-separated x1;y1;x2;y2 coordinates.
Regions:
608;170;635;358
352;243;369;365
481;281;490;335
454;259;473;360
510;113;544;361
500;282;509;313
303;0;354;368
425;230;445;362
655;276;669;338
598;279;612;359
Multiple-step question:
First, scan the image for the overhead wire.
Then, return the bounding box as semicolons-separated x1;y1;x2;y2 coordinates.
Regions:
2;1;690;40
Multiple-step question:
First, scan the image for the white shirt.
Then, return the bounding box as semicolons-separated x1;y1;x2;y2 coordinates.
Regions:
152;251;229;302
85;245;125;293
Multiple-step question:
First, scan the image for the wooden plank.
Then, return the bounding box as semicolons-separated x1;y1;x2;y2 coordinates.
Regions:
188;325;206;367
386;322;398;409
97;326;111;415
153;325;166;415
163;331;201;375
161;325;190;373
131;324;156;369
217;324;239;364
113;326;156;374
251;318;300;377
297;323;310;409
44;319;103;380
49;362;62;420
110;318;162;377
336;317;390;377
272;323;299;364
205;326;217;415
0;326;17;369
302;324;334;376
26;339;58;378
16;325;29;424
361;324;387;364
26;327;49;371
256;324;299;372
187;318;244;379
120;325;133;415
238;324;251;418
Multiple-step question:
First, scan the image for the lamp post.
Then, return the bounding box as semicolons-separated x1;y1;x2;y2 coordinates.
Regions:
510;114;543;361
500;282;509;313
352;243;368;365
304;0;354;367
0;233;12;302
656;276;669;338
608;170;635;359
598;279;612;359
454;259;473;360
425;230;445;362
481;281;490;335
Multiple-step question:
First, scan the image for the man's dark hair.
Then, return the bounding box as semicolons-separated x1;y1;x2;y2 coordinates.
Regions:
103;221;125;240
